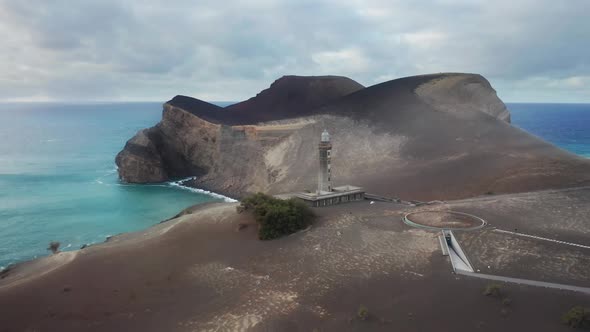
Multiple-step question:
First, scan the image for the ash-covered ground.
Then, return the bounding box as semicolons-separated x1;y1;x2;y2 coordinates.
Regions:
1;188;589;331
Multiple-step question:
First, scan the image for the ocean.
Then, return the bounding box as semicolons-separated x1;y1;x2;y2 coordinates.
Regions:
0;102;234;269
507;103;590;158
0;102;588;268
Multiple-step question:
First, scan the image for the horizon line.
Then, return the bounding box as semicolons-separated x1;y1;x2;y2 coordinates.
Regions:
1;100;590;105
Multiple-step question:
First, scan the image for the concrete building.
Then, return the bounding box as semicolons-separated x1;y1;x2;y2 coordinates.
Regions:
295;185;365;207
295;130;365;207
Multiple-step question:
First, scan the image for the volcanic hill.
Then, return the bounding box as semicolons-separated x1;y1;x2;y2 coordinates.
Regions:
116;73;590;200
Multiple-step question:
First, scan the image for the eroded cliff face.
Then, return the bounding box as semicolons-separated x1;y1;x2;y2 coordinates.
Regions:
116;73;590;200
415;73;511;122
116;75;367;190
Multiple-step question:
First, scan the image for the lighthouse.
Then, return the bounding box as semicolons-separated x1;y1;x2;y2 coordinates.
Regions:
318;129;332;193
295;129;365;207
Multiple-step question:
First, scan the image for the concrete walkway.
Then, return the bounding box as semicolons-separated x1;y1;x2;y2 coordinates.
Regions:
393;185;590;295
455;270;590;295
450;185;590;205
494;229;590;250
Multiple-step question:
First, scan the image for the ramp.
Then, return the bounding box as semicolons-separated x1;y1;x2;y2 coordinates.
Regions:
442;230;474;273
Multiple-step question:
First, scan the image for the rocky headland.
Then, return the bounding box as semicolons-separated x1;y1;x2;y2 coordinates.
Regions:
116;73;590;201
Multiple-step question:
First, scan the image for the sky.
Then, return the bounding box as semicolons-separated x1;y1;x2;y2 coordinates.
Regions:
0;0;589;103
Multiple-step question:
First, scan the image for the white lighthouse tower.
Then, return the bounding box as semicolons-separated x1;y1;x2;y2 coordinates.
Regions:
318;129;332;193
295;129;365;207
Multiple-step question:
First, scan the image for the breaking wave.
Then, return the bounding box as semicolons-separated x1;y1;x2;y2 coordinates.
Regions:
168;177;237;203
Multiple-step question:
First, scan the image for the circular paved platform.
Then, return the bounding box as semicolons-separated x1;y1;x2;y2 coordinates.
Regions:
402;210;486;231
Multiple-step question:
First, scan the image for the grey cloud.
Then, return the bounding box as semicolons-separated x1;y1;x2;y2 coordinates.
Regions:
0;0;588;102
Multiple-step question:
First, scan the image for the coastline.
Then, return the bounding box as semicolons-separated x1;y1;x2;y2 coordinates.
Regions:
0;177;236;270
0;201;239;290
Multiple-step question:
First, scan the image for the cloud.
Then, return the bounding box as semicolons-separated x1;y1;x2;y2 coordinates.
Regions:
312;48;370;74
494;75;590;103
0;0;588;102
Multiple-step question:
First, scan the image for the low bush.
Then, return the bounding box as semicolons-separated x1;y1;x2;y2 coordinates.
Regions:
47;241;60;254
562;306;590;329
238;193;315;240
483;283;502;297
357;305;369;321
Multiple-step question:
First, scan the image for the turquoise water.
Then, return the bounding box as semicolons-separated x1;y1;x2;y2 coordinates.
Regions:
0;102;228;268
0;102;588;268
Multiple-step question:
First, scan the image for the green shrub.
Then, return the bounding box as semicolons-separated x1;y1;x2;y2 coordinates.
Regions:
483;283;502;297
562;306;590;329
238;193;315;240
47;241;60;254
357;305;369;321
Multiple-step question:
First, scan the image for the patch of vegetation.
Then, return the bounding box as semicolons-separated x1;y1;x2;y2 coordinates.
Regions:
483;283;502;298
238;193;315;240
485;191;495;195
47;241;60;254
562;306;590;329
357;305;369;321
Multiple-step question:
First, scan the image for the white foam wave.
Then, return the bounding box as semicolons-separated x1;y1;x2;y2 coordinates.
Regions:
112;182;168;188
105;168;118;176
94;165;120;185
168;177;237;202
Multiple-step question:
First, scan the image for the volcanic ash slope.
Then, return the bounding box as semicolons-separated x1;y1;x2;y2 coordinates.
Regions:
116;73;590;201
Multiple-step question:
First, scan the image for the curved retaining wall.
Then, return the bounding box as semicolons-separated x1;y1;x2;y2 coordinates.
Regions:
402;211;486;231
